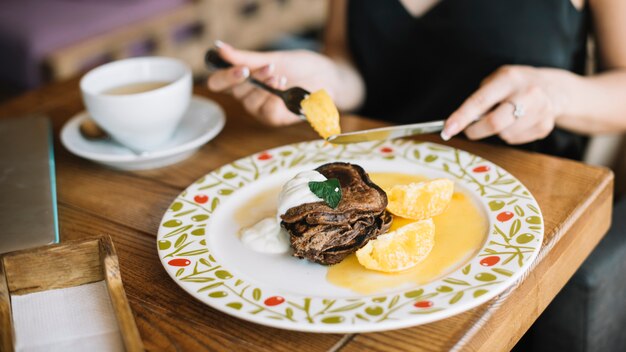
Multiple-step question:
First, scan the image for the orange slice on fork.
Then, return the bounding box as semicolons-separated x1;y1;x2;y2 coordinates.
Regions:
300;89;340;139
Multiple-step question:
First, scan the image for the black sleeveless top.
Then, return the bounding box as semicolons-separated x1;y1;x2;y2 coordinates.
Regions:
347;0;589;160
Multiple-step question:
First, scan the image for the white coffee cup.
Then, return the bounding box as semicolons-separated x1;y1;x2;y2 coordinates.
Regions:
80;57;192;151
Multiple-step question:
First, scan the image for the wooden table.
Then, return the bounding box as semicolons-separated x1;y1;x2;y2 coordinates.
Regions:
0;79;614;351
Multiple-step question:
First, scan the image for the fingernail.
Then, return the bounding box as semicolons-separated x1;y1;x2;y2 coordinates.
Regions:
214;39;225;48
441;122;458;141
268;76;279;87
237;67;250;79
261;63;275;75
279;76;287;87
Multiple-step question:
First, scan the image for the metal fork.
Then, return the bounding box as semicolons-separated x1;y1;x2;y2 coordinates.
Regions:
204;49;309;119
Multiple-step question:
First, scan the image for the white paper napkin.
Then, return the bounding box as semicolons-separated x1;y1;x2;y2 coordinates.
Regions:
11;281;124;352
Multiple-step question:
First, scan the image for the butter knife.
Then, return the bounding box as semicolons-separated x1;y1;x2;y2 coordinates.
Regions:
327;119;445;144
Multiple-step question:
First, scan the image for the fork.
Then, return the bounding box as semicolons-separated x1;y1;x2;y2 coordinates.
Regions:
204;49;309;119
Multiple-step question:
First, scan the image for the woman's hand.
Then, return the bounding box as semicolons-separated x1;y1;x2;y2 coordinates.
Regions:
207;41;353;126
441;65;571;144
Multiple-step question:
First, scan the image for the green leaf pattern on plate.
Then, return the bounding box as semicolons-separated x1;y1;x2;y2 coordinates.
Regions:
157;140;544;329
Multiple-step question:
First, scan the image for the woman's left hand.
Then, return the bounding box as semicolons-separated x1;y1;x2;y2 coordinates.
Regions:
441;65;569;144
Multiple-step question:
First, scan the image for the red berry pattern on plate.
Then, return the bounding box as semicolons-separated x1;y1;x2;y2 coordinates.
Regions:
496;211;514;222
194;194;209;204
257;152;272;161
168;258;191;267
264;296;285;306
380;147;394;153
414;300;434;308
472;165;490;173
480;256;500;267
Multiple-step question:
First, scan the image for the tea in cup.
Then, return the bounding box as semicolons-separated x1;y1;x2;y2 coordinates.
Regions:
80;57;192;151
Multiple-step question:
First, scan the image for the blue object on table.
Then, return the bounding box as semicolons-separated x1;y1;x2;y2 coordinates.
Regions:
0;115;59;253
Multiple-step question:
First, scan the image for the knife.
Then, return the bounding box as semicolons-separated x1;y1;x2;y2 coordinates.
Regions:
326;119;445;144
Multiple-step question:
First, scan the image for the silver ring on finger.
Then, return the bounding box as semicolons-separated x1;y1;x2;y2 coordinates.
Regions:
505;101;525;119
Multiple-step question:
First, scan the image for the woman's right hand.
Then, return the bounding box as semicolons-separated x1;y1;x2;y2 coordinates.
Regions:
207;41;346;126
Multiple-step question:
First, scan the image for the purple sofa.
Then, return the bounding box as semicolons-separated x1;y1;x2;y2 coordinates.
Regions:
0;0;187;90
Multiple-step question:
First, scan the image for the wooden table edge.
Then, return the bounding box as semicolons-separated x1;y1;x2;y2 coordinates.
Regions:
447;167;614;351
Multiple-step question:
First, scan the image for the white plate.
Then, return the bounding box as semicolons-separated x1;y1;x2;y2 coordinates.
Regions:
156;140;544;333
61;96;225;170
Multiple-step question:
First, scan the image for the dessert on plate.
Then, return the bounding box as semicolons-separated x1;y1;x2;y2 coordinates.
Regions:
281;162;392;265
240;161;455;273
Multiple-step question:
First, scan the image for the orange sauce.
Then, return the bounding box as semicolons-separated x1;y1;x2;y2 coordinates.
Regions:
235;187;280;229
326;173;488;294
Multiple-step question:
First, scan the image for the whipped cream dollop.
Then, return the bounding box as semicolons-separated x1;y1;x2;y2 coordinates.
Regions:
277;170;327;219
240;218;290;254
240;170;326;254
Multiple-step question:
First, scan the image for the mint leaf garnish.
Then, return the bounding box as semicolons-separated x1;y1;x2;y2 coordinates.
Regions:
308;178;342;209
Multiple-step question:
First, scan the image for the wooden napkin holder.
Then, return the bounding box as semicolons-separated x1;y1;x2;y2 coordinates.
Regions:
0;236;143;351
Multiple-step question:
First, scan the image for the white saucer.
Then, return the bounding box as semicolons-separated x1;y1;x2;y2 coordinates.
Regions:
61;96;225;170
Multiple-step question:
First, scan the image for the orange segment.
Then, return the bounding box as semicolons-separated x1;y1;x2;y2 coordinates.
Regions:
356;219;435;272
300;89;340;139
386;179;454;220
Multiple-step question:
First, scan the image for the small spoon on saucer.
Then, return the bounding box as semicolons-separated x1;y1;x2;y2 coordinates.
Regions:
79;118;110;141
78;118;147;156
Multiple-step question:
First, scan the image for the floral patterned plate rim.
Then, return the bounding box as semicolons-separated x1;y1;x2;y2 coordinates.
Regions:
156;140;544;333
